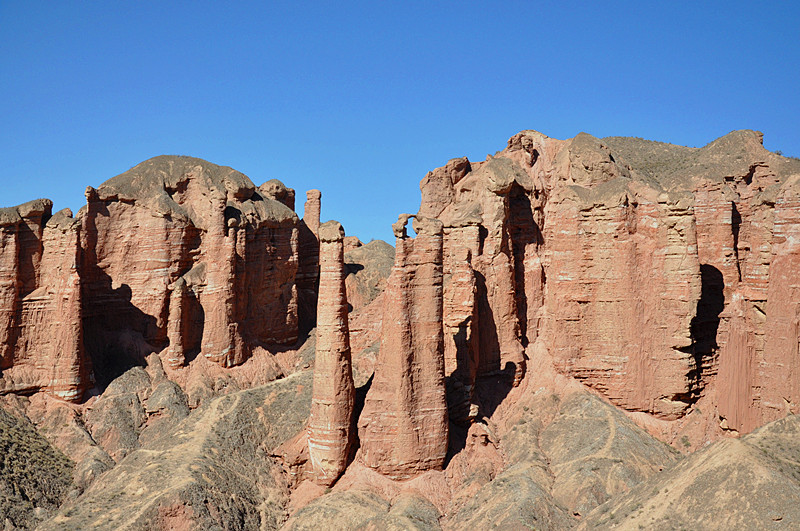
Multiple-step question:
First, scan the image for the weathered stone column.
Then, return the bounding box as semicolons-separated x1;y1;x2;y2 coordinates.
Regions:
357;214;448;479
297;189;322;334
304;190;321;236
201;192;240;367
166;278;187;368
308;220;355;486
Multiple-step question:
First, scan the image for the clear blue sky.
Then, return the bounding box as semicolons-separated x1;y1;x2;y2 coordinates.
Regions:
2;1;798;243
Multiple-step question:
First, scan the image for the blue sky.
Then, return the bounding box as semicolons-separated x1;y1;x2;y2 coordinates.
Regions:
1;1;798;243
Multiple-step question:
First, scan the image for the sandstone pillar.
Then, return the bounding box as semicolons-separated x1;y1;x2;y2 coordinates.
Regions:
308;220;355;486
297;189;322;334
357;214;448;479
304;190;321;236
166;278;187;368
201;193;241;367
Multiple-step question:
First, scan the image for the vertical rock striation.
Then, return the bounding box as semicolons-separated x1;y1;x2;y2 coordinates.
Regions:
420;129;800;430
308;221;355;486
1;155;304;399
0;203;91;401
80;156;299;382
357;215;449;479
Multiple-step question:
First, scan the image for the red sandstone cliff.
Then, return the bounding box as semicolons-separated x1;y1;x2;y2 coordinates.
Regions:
2;130;799;494
0;202;91;401
423;129;800;435
3;132;800;529
1;156;314;400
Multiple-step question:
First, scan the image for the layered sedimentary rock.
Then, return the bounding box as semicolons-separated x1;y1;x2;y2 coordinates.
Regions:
296;190;321;334
357;215;449;479
82;156;299;375
1;155;307;399
432;158;529;388
0;202;91;401
442;246;479;422
308;221;355;486
423;129;800;427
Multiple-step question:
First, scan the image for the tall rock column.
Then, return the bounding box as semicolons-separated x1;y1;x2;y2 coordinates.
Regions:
297;190;322;334
165;278;187;368
304;190;321;236
308;221;355;486
357;214;448;479
200;192;241;367
0;218;19;369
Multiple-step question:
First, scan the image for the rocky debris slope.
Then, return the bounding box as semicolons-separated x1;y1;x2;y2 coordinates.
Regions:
581;413;800;530
39;370;312;530
0;408;74;529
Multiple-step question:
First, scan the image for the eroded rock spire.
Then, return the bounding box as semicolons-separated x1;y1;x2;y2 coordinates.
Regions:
357;214;448;479
308;220;355;486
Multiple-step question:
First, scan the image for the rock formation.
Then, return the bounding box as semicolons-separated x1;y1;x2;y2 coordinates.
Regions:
2;129;800;530
296;190;321;334
308;220;355;486
81;156;301;376
1;156;314;400
424;129;800;430
357;214;449;479
0;201;91;401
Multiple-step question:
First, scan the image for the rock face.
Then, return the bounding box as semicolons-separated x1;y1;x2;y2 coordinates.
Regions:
604;131;800;431
1;156;317;400
0;201;91;401
308;221;356;486
82;156;300;375
423;129;800;428
357;215;449;479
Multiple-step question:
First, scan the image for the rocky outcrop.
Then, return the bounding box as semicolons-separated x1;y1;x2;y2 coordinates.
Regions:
344;239;395;312
308;221;355;486
0;202;91;401
1;156;311;401
423;129;800;429
357;215;449;479
82;156;300;377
